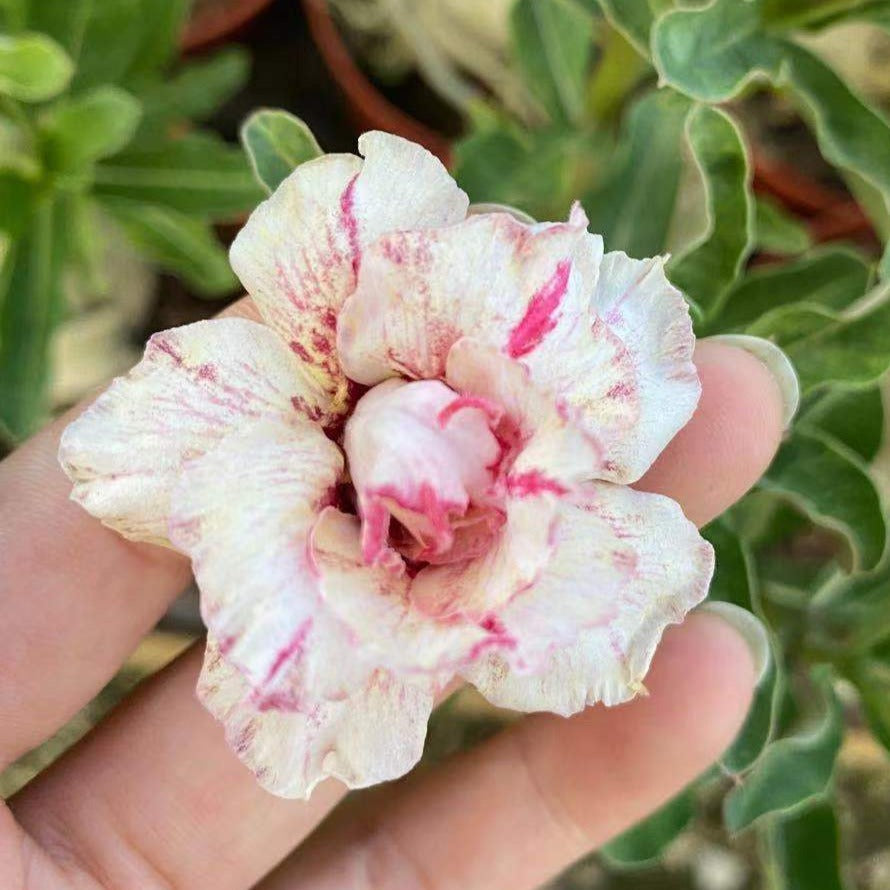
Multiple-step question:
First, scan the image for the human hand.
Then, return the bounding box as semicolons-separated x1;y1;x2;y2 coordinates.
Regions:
0;298;788;890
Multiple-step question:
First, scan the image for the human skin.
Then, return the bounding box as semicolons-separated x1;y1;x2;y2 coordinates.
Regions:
0;296;785;890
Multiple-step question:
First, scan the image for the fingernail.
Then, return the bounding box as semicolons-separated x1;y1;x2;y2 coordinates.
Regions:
704;334;800;430
695;601;771;683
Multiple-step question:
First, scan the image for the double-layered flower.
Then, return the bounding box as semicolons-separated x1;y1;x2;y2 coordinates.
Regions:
60;133;713;798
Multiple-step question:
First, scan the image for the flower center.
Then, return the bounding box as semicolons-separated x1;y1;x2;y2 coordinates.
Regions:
343;378;506;571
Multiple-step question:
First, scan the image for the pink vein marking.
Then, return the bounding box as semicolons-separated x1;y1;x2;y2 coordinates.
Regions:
437;395;503;429
340;174;361;276
506;469;568;498
263;619;313;686
152;336;183;366
506;259;572;359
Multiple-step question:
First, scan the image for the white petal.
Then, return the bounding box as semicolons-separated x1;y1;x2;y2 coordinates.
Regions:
311;508;497;673
583;250;700;482
230;131;468;410
445;337;602;487
199;639;434;799
344;377;501;565
169;419;345;701
59;318;329;546
337;210;599;385
337;206;700;484
463;483;714;715
409;494;561;623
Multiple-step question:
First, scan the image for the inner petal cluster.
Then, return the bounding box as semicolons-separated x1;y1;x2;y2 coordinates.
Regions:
343;377;506;571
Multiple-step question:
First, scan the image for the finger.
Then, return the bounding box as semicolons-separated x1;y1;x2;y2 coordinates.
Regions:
258;611;756;890
9;644;348;890
0;300;256;768
5;341;779;888
637;338;787;526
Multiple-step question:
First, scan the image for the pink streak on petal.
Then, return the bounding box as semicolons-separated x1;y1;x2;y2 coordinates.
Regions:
468;614;517;660
505;470;569;498
153;335;184;366
263;619;313;687
437;395;503;429
340;173;361;276
506;259;572;359
361;496;393;566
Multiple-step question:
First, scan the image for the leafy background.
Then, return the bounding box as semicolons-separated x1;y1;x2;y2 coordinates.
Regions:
3;1;890;888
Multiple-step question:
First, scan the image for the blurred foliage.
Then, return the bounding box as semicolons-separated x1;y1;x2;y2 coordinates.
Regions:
0;0;263;442
311;0;890;885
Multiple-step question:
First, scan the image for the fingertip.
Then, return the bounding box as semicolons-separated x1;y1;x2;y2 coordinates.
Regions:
638;339;786;526
650;611;759;758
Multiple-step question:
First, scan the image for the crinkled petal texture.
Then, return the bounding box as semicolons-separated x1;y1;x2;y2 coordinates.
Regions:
310;508;498;674
168;419;346;705
338;211;700;482
586;250;701;481
462;484;714;716
199;639;435;800
59;318;330;546
59;144;713;802
344;377;501;567
230;131;469;413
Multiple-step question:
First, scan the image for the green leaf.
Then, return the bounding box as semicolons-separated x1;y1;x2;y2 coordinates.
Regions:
809;553;890;654
758;427;886;572
704;518;757;610
754;195;812;256
0;171;36;236
780;41;890;220
881;241;890;280
595;0;675;56
748;295;890;393
126;0;190;78
848;656;890;752
652;0;777;104
103;198;237;296
0;114;39;179
139;48;250;131
723;669;843;833
704;518;783;772
454;124;588;220
801;385;884;462
763;0;890;30
0;33;73;102
761;799;848;890
511;0;595;123
585;89;690;256
40;85;142;173
240;109;323;194
727;645;783;774
711;246;871;332
653;2;890;221
0;0;28;32
67;194;108;296
668;105;754;319
601;787;695;865
93;132;264;219
28;0;143;90
0;196;67;440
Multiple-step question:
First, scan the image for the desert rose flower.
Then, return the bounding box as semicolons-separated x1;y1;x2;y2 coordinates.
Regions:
60;132;713;799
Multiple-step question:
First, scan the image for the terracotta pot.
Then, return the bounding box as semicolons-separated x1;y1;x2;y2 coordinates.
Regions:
301;0;451;164
303;0;876;247
752;151;876;247
182;0;277;52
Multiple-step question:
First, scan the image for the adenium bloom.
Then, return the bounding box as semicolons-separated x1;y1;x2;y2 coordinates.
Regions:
60;132;713;799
